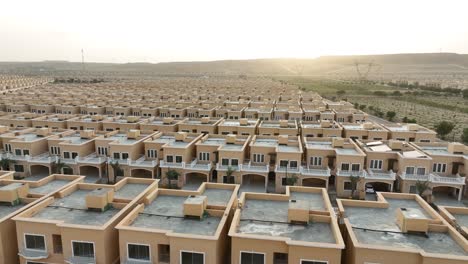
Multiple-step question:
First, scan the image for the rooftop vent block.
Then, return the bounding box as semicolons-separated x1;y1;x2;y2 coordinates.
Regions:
278;135;289;145
175;131;188;141
163;117;174;124
332;137;344;148
126;116;139;123
362;122;374;130
0;183;28;205
226;134;237;144
91;115;104;121
0;125;9;133
239;118;248;126
201;117;210;124
36;127;51;137
287;199;309;224
183;195;207;219
80;130;95;139
127;129;140;139
396;207;429;233
388;140;404;150
279;120;289;128
407;124;419;131
85;188;114;212
320;120;331;128
448;142;465;155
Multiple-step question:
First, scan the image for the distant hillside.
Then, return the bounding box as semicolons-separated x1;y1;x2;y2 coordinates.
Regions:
1;53;468;76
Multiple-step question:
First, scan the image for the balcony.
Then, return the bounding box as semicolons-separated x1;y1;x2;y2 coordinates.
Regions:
159;160;185;168
77;153;107;165
216;163;240;171
123;259;152;264
159;159;211;171
275;165;301;173
128;155;158;168
240;161;269;173
399;172;430;181
336;169;367;177
18;248;48;260
66;256;96;264
365;169;396;181
300;166;331;177
430;173;465;186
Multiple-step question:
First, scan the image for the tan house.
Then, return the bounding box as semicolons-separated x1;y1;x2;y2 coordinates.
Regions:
341;121;389;141
178;117;223;135
383;123;437;142
13;178;158;264
334;109;368;123
116;182;239;264
139;117;186;133
218;118;259;136
338;192;468;264
101;115;150;132
31;114;77;129
0;112;41;128
438;205;468;238
0;171;84;264
229;186;345;264
301;120;343;138
258;120;299;136
67;115;105;131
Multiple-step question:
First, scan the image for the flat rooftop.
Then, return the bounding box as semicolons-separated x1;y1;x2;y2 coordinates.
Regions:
60;134;90;144
252;138;277;147
306;141;333;149
108;133;146;145
237;191;334;243
130;187;234;235
32;189;119;226
114;183;151;200
221;120;257;127
452;213;468;228
28;179;72;195
277;145;300;152
344;197;467;256
335;148;359;155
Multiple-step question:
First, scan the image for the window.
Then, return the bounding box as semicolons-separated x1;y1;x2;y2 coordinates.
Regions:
273;252;288;264
23;149;30;156
240;251;265;264
279;160;288;168
405;166;415;175
420;139;431;143
344;181;352;190
222;158;229;166
52;234;62;254
231;159;239;166
351;164;360;171
310;157;322;166
113;152;120;159
432;163;447;173
253;154;264;163
98;146;108;156
121;153;129;160
166;155;174;162
148;149;157;158
51;146;61;155
396;138;405;141
128;243;150;261
301;260;328;264
175;156;183;163
25;234;46;251
158;244;170;263
71;152;78;159
72;241;94;258
369;160;382;170
64;152;71;159
5;143;12;152
289;161;298;168
14;164;24;172
416;167;426;175
199;152;210;161
15;149;22;155
409;185;417;194
341;163;350;171
181;251;204;264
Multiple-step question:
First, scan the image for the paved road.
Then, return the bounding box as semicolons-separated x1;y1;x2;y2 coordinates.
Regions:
367;114;395;126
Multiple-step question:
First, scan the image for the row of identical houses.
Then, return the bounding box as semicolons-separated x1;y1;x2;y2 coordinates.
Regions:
0;125;466;201
0;170;466;264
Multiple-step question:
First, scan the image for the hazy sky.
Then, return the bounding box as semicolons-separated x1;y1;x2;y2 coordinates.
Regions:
1;0;468;63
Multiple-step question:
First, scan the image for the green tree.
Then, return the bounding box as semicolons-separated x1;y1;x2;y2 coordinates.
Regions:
336;90;346;95
0;157;15;170
435;121;455;140
51;158;70;174
415;180;431;200
166;169;180;189
110;160;123;183
386;111;396;121
463;89;468;99
461;128;468;144
349;175;362;199
225;166;235;184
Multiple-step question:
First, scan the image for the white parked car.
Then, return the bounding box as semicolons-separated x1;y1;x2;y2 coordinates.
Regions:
365;184;375;194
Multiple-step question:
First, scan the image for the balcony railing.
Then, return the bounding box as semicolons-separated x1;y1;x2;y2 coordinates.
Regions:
336;169;367;177
123;259;152;264
429;173;465;185
275;165;301;173
300;166;331;177
216;163;241;171
399;172;430;181
365;169;396;180
159;159;211;171
77;153;107;164
66;256;96;264
240;162;269;173
128;155;158;168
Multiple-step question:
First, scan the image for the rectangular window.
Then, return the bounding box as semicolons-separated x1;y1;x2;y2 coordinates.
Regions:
222;158;229;166
175;156;183;163
15;149;22;156
121;153;129;160
113;152;120;159
72;241;94;258
71;152;78;159
199;152;210;161
158;244;170;263
181;251;204;264
369;160;383;170
351;164;360;171
341;163;350;171
240;251;265;264
310;157;322;166
166;156;174;163
417;167;426;175
273;252;288;264
128;244;150;261
147;149;157;158
253;154;264;163
301;260;328;264
432;163;447;173
406;167;415;175
344;181;352;191
231;159;239;166
64;152;71;159
23;149;30;156
5;143;12;152
279;160;288;168
14;164;24;172
25;234;46;251
289;161;298;168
